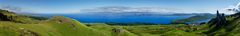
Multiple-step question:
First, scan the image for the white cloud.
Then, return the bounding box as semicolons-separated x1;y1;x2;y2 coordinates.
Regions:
80;6;218;14
0;5;22;12
225;2;240;13
82;6;174;13
215;2;240;14
0;5;82;14
0;4;82;14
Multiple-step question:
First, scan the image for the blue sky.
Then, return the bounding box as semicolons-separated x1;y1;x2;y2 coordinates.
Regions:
0;0;240;14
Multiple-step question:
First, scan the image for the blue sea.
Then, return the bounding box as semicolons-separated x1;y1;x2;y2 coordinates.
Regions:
62;13;193;24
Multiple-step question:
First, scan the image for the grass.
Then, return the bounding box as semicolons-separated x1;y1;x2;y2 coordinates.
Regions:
87;23;209;36
0;18;210;36
87;23;138;36
0;16;110;36
1;9;139;36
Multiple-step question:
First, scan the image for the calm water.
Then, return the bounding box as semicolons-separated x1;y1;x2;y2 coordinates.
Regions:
63;13;193;24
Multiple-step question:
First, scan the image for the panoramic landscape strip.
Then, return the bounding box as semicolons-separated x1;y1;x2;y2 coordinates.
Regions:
1;0;240;36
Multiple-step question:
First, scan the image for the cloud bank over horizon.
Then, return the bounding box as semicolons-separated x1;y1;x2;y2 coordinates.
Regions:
0;5;236;14
80;6;235;14
0;0;239;14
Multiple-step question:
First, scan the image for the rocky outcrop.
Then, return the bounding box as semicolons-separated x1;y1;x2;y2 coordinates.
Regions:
0;9;16;21
205;10;227;35
208;10;227;28
0;12;10;21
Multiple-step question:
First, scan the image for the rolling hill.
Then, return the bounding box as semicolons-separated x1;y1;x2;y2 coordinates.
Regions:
0;9;137;36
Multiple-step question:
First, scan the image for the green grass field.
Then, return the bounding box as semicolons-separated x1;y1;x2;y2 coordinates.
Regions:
87;23;209;36
0;16;109;36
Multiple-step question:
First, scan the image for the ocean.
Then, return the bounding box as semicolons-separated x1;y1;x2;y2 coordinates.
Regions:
63;13;193;24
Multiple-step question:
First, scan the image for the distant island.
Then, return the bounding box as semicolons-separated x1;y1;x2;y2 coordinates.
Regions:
171;13;215;24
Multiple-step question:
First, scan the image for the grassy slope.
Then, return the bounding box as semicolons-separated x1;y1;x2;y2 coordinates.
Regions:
0;16;109;36
117;24;208;36
87;23;209;36
87;23;137;36
0;9;139;36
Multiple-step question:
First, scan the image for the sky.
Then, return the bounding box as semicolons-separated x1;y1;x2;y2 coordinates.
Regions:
0;0;240;14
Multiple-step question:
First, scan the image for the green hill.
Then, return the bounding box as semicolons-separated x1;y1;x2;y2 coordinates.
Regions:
0;9;137;36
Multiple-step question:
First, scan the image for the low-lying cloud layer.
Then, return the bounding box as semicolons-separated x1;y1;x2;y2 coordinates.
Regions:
81;6;224;14
81;6;180;13
0;4;238;14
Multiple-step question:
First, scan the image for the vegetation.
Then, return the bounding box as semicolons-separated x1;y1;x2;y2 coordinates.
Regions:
203;11;240;36
87;23;209;36
0;9;136;36
171;13;214;24
1;9;240;36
